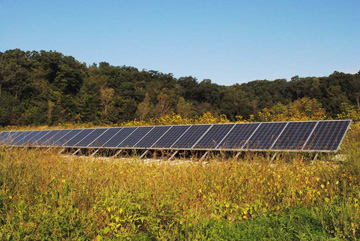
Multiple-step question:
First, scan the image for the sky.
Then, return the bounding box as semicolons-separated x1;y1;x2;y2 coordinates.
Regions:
0;0;359;85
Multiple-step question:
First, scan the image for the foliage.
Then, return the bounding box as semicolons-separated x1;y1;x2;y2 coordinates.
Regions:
0;49;359;126
258;97;326;121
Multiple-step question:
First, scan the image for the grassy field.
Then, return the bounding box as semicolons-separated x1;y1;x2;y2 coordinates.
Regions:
0;124;360;240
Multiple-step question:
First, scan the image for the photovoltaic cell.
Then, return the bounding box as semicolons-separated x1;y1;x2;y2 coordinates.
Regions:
218;123;260;149
88;128;122;147
19;131;41;145
303;120;351;151
103;127;136;147
9;132;27;145
135;126;171;148
172;125;211;149
246;122;287;150
0;131;14;145
272;122;316;150
75;128;108;147
37;130;62;146
35;130;59;146
194;124;235;149
28;131;51;145
119;126;153;148
47;130;72;146
63;129;95;147
153;125;191;148
0;132;10;144
54;129;83;146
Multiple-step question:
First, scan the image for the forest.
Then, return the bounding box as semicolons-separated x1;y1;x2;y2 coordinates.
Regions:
0;49;359;126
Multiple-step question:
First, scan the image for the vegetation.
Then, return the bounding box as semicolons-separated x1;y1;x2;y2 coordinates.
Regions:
1;48;360;239
0;122;359;240
0;49;359;127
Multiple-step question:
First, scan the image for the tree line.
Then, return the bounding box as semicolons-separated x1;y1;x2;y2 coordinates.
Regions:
0;49;359;126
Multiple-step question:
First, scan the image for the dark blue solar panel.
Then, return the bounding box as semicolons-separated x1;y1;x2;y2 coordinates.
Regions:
154;125;191;148
194;124;235;149
172;125;211;149
35;130;60;146
54;129;83;146
63;129;95;147
19;131;41;145
9;132;27;145
47;130;72;146
0;132;10;144
218;123;259;149
272;122;316;150
2;131;12;144
27;131;51;145
37;130;62;146
75;128;108;147
88;128;122;147
246;122;287;150
103;127;136;147
303;120;351;151
119;126;153;148
135;126;171;148
0;131;17;145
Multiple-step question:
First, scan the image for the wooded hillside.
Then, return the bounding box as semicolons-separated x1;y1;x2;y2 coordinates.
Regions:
0;49;359;126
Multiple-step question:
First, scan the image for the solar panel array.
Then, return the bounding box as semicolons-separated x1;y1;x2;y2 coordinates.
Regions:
0;120;351;152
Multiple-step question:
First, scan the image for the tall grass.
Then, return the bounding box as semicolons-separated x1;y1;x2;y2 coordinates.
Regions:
0;125;359;240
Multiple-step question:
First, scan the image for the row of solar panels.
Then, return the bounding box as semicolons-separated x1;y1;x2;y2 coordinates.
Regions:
0;120;351;152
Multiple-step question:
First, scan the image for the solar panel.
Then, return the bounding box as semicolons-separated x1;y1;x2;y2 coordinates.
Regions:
20;131;41;145
47;130;72;146
303;120;351;151
88;128;122;147
0;120;351;153
33;131;54;146
218;123;260;150
153;125;191;148
119;126;153;148
63;129;95;147
246;122;287;150
10;131;27;145
172;125;211;149
135;126;171;148
54;129;83;146
194;124;235;149
38;130;62;146
27;131;52;145
0;131;10;144
103;127;136;147
75;128;108;147
272;122;316;150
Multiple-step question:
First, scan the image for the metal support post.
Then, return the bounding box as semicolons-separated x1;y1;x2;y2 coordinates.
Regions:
199;151;209;161
91;149;100;157
73;149;81;156
270;153;277;163
112;150;123;158
168;151;178;161
312;153;319;164
140;150;149;159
